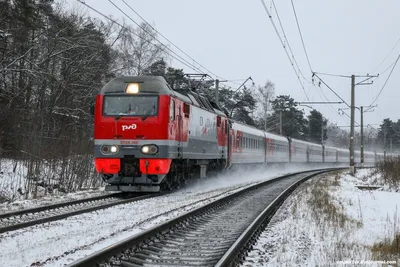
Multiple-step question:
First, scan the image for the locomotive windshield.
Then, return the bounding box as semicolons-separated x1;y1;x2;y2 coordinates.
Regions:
103;95;158;116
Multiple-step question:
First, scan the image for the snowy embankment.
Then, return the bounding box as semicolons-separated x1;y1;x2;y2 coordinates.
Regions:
242;168;400;267
0;164;333;267
0;158;107;213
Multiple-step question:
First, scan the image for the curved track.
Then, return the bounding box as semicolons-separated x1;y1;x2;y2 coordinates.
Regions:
0;193;156;234
67;168;341;267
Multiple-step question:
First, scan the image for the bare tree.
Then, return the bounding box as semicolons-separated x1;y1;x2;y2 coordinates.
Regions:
254;81;275;130
113;22;165;76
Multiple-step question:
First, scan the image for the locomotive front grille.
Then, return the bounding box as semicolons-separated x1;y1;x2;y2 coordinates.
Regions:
121;156;141;177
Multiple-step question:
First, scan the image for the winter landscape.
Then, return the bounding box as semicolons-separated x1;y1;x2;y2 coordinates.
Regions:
1;0;400;266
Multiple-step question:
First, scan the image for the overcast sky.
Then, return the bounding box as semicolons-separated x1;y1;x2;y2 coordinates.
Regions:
69;0;400;130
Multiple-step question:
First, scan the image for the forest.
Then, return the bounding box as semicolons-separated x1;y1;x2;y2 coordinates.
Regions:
0;0;397;199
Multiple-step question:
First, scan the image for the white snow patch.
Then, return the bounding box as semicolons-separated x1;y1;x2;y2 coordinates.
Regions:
0;164;336;267
242;169;400;267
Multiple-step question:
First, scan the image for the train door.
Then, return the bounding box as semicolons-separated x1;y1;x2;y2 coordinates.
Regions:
177;104;183;158
227;120;232;166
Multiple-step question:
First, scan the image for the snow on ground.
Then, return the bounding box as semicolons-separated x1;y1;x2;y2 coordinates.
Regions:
242;168;400;267
0;188;109;214
0;164;336;267
0;158;107;214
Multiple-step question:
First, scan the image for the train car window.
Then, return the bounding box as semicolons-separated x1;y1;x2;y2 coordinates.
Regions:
183;103;190;118
169;99;175;121
200;117;203;126
217;116;221;127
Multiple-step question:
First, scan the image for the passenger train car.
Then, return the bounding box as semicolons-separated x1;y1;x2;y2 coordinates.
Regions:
93;76;392;192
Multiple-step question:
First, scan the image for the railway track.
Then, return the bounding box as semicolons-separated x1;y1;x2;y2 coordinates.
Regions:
68;168;340;267
0;192;157;234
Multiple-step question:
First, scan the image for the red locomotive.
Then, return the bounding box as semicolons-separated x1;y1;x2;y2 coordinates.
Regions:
94;76;229;192
93;76;385;192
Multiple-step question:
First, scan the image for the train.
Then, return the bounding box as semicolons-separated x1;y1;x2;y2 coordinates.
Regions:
93;76;390;192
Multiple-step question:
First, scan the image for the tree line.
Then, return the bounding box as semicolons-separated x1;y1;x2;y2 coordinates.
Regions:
0;0;393;199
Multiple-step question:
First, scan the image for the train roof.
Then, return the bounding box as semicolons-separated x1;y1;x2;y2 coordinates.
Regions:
231;121;266;137
264;131;289;142
291;138;322;148
101;76;227;117
101;76;172;95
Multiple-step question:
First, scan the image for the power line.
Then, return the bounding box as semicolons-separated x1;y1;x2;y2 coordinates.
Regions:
76;0;209;76
107;0;207;76
370;53;400;106
372;36;400;73
313;72;351;78
380;59;397;75
119;0;222;79
260;0;310;101
290;0;312;72
312;73;350;108
271;0;309;82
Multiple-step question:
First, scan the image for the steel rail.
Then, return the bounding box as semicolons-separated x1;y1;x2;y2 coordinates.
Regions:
0;193;158;234
0;193;121;219
68;168;342;267
215;170;320;266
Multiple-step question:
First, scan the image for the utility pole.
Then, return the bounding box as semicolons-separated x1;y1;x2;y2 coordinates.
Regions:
360;105;376;166
349;75;355;175
313;72;378;175
215;79;219;106
360;106;364;166
384;126;387;160
279;110;283;135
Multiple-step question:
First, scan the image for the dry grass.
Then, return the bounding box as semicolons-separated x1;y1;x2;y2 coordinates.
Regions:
371;207;400;262
371;233;400;256
283;171;369;265
306;172;362;229
377;157;400;188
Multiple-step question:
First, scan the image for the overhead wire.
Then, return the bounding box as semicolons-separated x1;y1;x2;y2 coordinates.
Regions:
290;0;312;72
76;0;217;78
107;0;207;76
260;0;310;101
372;35;400;73
275;0;343;115
119;0;223;79
313;73;350;108
270;0;309;83
312;72;351;78
369;53;400;106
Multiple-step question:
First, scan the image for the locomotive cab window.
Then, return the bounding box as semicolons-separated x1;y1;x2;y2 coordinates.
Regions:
103;95;158;117
183;103;190;118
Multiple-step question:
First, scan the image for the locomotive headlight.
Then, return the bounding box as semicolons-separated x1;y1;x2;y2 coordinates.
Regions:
126;83;139;94
100;145;110;155
110;145;119;154
141;145;158;155
100;145;119;155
